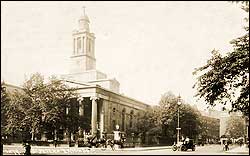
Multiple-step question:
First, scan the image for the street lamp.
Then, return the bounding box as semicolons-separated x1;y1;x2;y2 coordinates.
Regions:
176;95;182;145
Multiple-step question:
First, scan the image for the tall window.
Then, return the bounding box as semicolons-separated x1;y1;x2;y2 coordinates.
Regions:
122;108;126;131
77;37;81;53
111;108;116;130
129;110;134;128
112;120;116;131
137;112;140;125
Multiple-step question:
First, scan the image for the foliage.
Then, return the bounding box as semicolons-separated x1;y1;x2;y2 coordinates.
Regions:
193;2;249;116
198;115;220;142
135;107;161;135
129;107;161;144
225;115;245;139
3;73;78;141
1;83;10;136
158;92;201;140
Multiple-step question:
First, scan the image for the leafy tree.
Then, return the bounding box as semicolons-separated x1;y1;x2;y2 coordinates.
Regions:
225;115;245;139
1;83;11;138
3;73;78;141
4;89;28;141
135;107;161;144
198;115;220;143
158;92;201;142
39;76;78;140
193;2;249;116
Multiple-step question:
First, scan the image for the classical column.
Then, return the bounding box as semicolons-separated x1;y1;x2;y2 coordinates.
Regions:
77;96;84;138
90;96;99;136
78;96;84;116
100;103;104;138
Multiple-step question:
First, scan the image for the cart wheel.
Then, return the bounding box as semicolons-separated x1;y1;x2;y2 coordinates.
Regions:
172;146;177;151
181;146;187;151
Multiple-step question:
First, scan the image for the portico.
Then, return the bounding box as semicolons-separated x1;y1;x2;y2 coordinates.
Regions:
60;7;151;141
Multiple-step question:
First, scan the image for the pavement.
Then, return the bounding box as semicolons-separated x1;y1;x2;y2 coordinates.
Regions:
3;144;249;155
120;145;171;151
226;145;249;155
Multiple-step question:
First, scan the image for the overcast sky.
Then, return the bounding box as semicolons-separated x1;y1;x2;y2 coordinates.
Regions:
1;1;247;111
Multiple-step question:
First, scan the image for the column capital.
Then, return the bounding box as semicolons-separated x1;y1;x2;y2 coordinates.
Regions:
77;96;84;102
90;96;99;101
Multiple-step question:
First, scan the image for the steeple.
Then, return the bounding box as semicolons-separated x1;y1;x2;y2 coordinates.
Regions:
78;6;90;32
70;7;96;73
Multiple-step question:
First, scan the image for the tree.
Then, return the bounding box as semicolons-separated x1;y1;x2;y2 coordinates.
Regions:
135;107;161;144
193;2;249;116
198;115;220;143
158;92;201;143
1;83;11;138
3;73;78;141
225;115;245;139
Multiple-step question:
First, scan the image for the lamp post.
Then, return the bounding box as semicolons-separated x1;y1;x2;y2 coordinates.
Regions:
176;95;182;145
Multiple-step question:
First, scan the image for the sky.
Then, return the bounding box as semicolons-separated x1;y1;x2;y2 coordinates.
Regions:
1;1;247;111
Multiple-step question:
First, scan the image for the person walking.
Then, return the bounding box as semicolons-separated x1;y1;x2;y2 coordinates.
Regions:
24;142;31;155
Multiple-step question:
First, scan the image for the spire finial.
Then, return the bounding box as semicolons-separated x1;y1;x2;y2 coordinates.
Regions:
82;6;86;16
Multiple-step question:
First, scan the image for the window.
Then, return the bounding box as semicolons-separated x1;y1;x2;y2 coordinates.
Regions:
112;120;116;131
129;110;134;128
77;37;81;53
122;109;126;131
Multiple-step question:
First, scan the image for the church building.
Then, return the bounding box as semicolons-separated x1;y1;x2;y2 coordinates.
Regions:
2;8;151;143
59;8;151;140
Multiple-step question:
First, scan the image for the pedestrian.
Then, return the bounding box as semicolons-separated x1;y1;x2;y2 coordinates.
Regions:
225;142;229;151
53;139;57;147
24;142;31;155
223;141;229;151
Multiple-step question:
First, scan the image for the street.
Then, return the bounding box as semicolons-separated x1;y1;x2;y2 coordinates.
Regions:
3;144;248;155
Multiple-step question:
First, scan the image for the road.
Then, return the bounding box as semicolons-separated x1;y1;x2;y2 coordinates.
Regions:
3;144;248;155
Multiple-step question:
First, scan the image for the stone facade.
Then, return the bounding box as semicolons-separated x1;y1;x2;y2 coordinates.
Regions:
61;9;151;138
1;8;151;143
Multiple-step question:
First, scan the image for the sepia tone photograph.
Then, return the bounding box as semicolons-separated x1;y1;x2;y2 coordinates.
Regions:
1;1;249;155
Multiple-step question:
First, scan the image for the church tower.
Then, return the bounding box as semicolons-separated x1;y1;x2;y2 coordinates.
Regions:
63;7;120;93
70;7;96;73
